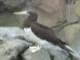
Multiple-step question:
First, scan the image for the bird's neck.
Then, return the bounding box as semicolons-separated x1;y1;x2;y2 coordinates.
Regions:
24;26;46;44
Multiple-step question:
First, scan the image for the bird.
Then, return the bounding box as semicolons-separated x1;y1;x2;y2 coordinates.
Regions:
14;10;80;59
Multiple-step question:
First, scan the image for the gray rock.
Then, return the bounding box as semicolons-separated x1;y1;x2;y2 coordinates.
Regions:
0;38;29;60
0;0;26;13
0;27;78;60
23;48;50;60
0;0;40;13
59;23;80;53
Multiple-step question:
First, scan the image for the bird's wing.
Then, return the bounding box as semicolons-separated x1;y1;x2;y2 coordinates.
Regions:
31;22;67;45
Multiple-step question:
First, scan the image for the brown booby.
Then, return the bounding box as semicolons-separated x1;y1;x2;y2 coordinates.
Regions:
23;11;80;59
14;10;80;59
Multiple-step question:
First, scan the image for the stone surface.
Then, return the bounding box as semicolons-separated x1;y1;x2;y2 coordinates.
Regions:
59;23;80;53
0;27;74;60
1;0;26;7
0;0;40;13
23;48;50;60
0;27;51;60
75;0;80;16
0;38;29;60
36;0;66;28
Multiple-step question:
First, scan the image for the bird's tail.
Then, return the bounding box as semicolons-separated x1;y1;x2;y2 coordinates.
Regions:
65;45;80;59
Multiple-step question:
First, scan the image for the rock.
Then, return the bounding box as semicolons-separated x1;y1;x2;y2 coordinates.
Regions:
59;23;80;53
1;0;26;7
75;0;80;16
23;43;69;60
0;27;24;38
0;0;40;13
0;0;26;13
0;27;77;60
23;48;50;60
0;38;29;60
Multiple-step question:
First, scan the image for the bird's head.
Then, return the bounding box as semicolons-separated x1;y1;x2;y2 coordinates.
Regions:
23;11;38;28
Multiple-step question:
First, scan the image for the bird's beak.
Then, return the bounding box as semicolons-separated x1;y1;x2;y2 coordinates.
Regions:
13;10;29;15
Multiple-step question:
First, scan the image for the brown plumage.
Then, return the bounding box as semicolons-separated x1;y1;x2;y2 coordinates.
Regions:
31;22;69;51
23;11;69;51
